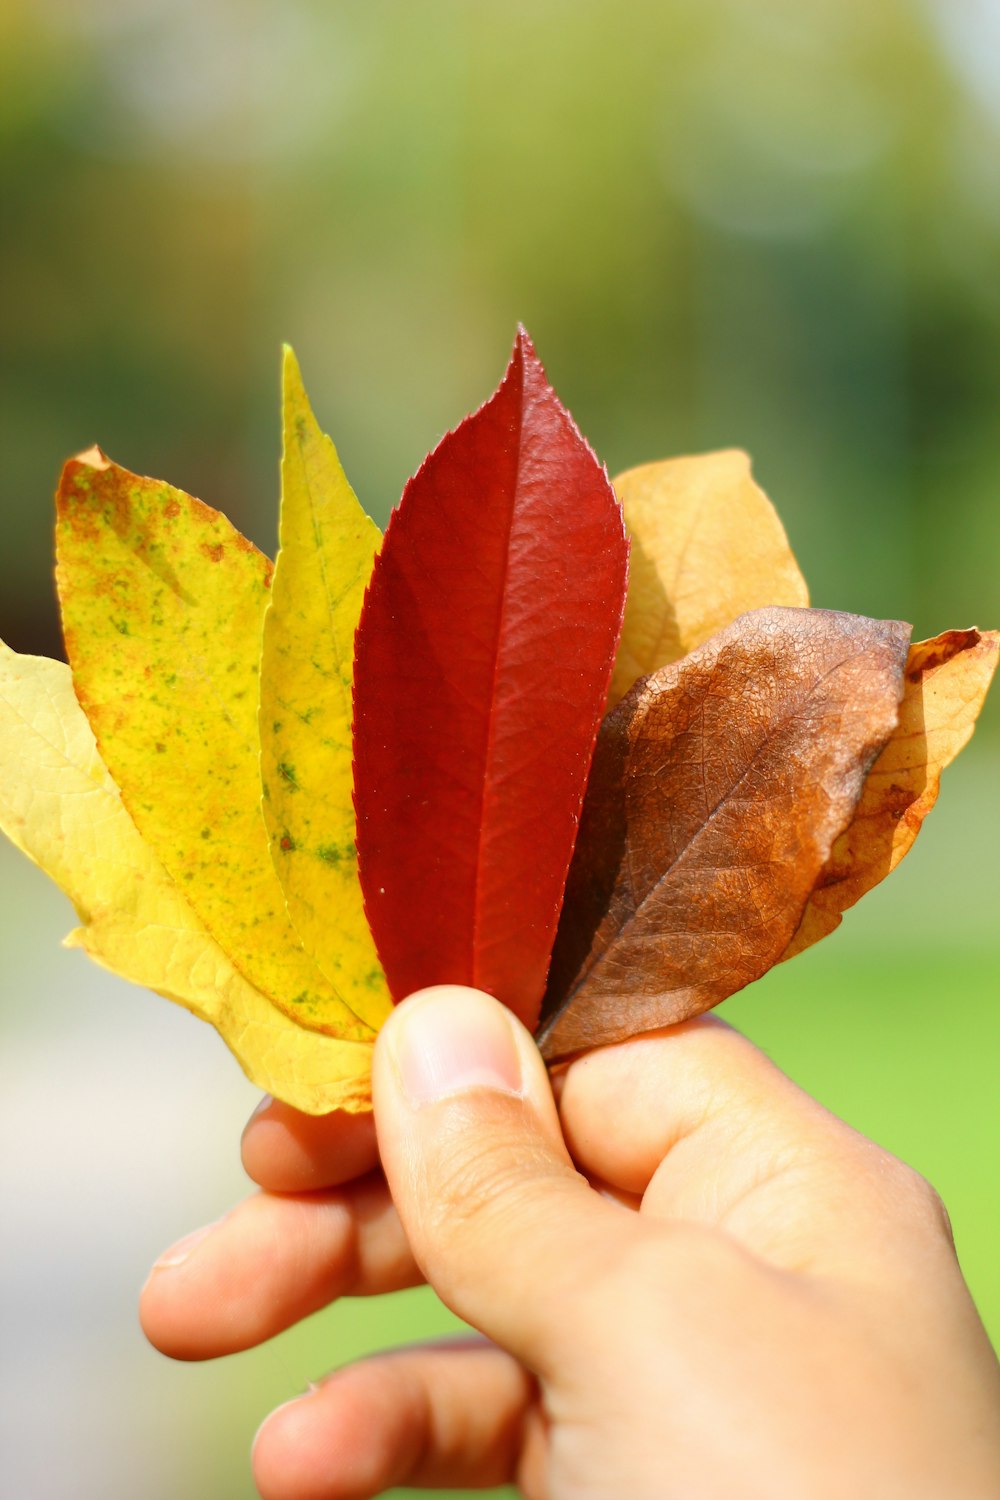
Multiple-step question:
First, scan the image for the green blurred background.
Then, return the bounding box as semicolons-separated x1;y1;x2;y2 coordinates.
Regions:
1;2;997;1497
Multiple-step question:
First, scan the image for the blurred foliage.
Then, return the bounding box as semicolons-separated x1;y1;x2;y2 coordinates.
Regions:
2;0;999;697
1;3;998;1497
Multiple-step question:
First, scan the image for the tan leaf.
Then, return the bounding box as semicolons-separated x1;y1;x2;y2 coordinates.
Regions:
609;451;809;706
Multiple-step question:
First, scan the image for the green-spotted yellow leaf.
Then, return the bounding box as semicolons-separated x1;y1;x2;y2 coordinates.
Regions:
258;349;390;1030
55;448;373;1041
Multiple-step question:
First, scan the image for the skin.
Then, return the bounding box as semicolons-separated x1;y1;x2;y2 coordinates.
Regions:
141;986;1000;1499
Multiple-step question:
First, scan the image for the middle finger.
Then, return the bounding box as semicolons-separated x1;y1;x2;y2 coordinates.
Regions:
241;1098;380;1193
140;1173;421;1361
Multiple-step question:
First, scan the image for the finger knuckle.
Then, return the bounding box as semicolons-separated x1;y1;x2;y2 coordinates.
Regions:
421;1120;561;1241
885;1157;954;1243
910;1171;954;1242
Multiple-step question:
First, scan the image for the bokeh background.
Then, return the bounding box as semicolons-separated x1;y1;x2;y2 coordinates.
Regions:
2;2;998;1497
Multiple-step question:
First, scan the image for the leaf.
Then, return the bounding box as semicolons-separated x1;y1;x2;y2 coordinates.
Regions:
0;643;372;1114
258;349;390;1031
783;627;1000;960
56;448;373;1041
538;607;911;1061
609;451;809;707
353;328;630;1030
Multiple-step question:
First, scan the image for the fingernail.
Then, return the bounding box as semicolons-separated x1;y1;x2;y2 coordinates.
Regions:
151;1220;218;1271
391;987;524;1106
248;1094;274;1122
251;1389;318;1462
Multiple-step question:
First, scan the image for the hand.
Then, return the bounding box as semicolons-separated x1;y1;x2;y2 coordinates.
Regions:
141;987;1000;1499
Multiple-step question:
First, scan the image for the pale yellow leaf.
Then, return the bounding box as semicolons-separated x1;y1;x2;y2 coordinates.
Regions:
0;643;372;1113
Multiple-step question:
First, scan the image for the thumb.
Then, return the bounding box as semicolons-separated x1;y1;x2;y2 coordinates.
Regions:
372;985;631;1372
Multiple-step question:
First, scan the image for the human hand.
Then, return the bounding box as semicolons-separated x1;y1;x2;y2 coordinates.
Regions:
141;986;1000;1499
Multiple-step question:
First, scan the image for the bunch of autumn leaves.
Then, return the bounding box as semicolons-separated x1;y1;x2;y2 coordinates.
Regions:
0;332;995;1113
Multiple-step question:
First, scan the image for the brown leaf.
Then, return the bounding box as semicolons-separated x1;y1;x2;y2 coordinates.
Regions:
538;607;911;1061
783;628;999;960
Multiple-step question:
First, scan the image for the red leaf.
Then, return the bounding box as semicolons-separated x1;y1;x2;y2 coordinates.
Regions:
353;328;629;1029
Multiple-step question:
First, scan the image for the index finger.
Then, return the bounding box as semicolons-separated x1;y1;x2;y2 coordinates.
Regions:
241;1096;379;1192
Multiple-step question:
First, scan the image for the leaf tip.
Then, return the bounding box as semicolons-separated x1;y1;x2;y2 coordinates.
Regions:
509;329;625;545
513;320;535;355
58;444;111;493
55;448;116;530
280;346;320;470
281;343;306;407
511;323;545;387
76;444;111;471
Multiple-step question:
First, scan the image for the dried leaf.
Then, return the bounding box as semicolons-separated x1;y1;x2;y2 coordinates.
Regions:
539;607;911;1061
784;628;1000;959
353;328;629;1030
258;349;390;1030
609;451;808;706
56;449;373;1040
0;644;372;1113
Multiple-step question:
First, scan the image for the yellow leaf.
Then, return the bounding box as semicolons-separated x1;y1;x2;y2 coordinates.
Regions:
0;644;372;1113
784;628;1000;960
55;448;373;1041
609;451;809;705
259;349;390;1029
